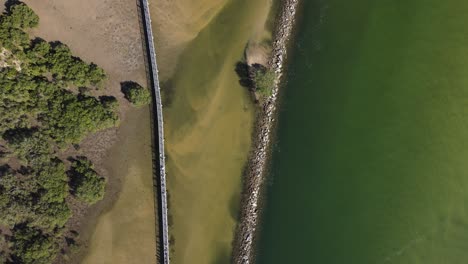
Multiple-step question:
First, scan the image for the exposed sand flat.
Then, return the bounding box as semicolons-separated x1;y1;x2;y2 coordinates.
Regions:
20;1;156;263
150;0;229;81
159;0;273;263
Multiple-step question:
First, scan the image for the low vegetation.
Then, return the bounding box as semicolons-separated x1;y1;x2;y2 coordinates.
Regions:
0;3;125;263
252;64;275;97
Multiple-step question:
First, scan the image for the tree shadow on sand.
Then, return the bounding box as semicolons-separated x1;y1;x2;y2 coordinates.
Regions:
235;61;255;91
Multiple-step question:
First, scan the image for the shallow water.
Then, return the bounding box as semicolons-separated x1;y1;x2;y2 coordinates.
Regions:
257;1;468;263
157;0;271;263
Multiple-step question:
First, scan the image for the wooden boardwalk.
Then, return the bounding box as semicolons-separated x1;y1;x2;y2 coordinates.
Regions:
137;0;170;263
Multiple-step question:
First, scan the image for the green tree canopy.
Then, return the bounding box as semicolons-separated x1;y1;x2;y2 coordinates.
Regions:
36;160;69;204
0;4;38;51
69;157;106;205
0;3;122;262
3;129;52;165
45;43;107;86
11;226;58;264
4;3;39;29
40;91;119;145
121;81;151;107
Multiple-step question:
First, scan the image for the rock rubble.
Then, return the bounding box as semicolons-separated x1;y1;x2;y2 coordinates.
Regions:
233;0;301;263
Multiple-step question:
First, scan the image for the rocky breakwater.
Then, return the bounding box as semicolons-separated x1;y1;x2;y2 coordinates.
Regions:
232;0;301;263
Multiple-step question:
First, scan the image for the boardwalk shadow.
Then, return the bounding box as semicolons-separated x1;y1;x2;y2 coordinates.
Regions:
135;0;168;263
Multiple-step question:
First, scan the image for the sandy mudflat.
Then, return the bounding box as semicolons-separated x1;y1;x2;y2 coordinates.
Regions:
20;1;156;263
81;107;156;264
150;0;229;81
151;0;274;263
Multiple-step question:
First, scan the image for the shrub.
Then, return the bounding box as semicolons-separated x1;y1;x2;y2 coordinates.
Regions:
0;251;6;264
122;81;151;107
252;64;275;97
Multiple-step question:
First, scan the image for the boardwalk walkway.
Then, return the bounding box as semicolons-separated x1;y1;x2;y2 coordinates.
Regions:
137;0;170;263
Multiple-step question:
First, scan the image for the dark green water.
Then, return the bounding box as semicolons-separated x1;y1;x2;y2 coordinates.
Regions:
257;1;468;263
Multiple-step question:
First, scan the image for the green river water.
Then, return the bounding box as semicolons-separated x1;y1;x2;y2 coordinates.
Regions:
257;1;468;263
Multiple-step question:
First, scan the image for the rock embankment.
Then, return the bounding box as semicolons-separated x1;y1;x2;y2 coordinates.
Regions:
233;0;301;263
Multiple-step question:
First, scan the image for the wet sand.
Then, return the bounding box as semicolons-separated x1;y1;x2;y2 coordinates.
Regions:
152;0;273;263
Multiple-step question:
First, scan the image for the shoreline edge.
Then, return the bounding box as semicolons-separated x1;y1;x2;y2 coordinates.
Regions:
233;0;301;263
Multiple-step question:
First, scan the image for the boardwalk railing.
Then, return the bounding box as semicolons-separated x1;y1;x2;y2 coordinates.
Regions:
137;0;170;263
